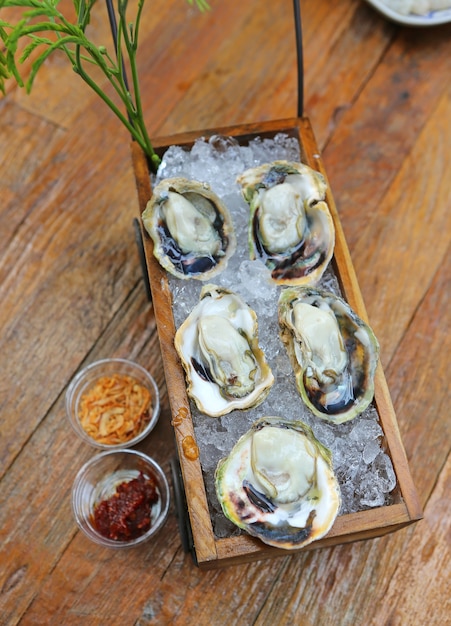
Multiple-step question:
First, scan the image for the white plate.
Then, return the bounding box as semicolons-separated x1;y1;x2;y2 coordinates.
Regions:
364;0;451;25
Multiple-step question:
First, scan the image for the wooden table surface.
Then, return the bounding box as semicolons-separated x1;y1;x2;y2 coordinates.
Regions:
1;0;450;624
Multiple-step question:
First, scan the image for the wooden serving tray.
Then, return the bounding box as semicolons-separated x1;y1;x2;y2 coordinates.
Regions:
131;117;423;569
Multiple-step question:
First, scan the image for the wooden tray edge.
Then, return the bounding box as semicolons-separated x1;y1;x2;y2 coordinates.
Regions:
131;141;218;564
130;118;422;567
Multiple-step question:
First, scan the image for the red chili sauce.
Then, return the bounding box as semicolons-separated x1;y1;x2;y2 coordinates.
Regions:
92;472;159;541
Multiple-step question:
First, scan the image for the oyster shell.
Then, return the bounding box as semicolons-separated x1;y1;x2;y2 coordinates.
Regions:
236;160;334;285
215;417;341;549
278;287;380;424
174;284;274;417
142;177;236;280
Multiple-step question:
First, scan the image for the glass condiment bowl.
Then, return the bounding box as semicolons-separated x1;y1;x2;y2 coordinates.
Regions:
66;358;160;449
72;449;170;548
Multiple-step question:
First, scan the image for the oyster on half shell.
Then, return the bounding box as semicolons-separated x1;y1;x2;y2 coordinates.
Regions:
237;160;335;285
215;417;341;549
278;287;380;424
174;284;274;417
142;177;236;280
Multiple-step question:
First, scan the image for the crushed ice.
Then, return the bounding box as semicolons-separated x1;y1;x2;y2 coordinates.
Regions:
155;134;397;537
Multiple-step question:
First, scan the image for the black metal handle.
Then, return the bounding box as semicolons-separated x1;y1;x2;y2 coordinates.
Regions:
133;218;152;302
293;0;304;117
170;456;197;563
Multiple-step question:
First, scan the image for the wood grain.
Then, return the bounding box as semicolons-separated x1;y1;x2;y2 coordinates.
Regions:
0;0;449;623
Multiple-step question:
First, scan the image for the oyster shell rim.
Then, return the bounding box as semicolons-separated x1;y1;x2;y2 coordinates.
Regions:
278;286;380;424
142;177;237;281
215;416;342;550
174;284;274;417
237;160;335;286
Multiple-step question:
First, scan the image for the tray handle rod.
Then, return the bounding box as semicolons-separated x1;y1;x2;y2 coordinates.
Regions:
293;0;304;118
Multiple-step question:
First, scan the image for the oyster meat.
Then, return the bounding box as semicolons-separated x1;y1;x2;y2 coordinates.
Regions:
215;417;341;549
237;160;335;285
142;177;236;280
278;287;380;424
174;284;274;417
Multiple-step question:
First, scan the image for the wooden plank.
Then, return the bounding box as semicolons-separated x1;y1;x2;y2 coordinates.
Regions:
0;112;139;474
157;0;298;131
385;248;451;504
302;1;396;148
351;84;451;367
322;22;451;252
0;102;67;252
370;451;451;626
0;285;171;624
149;0;395;148
4;0;175;127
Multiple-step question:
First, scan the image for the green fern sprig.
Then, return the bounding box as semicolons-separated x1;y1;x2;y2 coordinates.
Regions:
0;0;209;171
